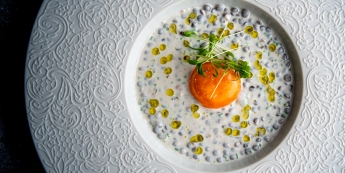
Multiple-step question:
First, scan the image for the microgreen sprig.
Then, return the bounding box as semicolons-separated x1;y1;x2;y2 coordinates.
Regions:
181;29;251;79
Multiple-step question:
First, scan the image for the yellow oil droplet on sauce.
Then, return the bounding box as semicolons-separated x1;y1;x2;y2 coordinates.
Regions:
260;68;267;76
161;109;169;118
224;128;232;136
148;108;156;115
164;67;172;74
166;88;174;96
255;127;267;136
232;129;240;136
259;75;269;85
167;54;173;62
185;17;191;25
243;135;250;142
149;99;159;108
183;40;190;47
169;23;177;34
269;72;275;83
254;60;262;70
190;134;204;143
152;47;160;55
194;147;203;155
242;104;251;120
267;86;276;102
268;94;275;102
216;28;229;36
189;12;197;19
244;26;253;34
171;121;182;129
232;115;240;122
202;33;209;39
267;86;276;95
145;70;153;78
251;30;258;38
256;51;262;59
185;12;197;25
208;14;217;23
227;22;234;30
269;44;276;52
160;57;167;64
193;112;200;118
191;104;199;113
183;55;190;62
159;44;166;51
240;121;249;128
230;43;239;50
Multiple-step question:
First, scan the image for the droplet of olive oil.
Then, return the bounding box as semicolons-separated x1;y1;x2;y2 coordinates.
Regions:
267;86;276;102
194;147;203;155
254;60;262;70
243;135;250;142
232;129;240;136
259;75;269;85
183;40;190;47
268;94;275;102
160;57;167;64
232;115;240;122
191;104;199;113
164;67;172;74
166;88;174;96
190;134;204;143
161;109;169;118
171;121;182;129
244;26;253;34
193;112;200;118
152;47;160;55
230;43;239;50
189;12;197;19
183;55;190;62
201;33;209;39
240;121;249;128
159;44;166;51
251;30;258;38
268;44;276;52
259;68;267;76
227;22;234;30
242;104;251;120
149;108;156;115
255;127;267;136
268;72;275;83
167;54;173;62
216;28;229;36
208;14;217;23
256;51;262;59
224;128;232;136
145;70;153;78
169;23;177;34
149;99;159;108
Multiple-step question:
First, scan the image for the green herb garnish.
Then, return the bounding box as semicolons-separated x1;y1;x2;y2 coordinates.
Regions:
181;27;251;79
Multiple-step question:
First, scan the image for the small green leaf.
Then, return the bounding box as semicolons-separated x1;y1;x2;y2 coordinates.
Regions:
187;59;199;65
197;64;206;77
210;34;216;43
225;51;235;60
184;30;197;37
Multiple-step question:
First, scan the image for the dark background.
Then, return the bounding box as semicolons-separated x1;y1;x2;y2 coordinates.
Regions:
0;0;45;172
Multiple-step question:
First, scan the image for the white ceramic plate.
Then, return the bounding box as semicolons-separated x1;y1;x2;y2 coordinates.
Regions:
25;0;345;172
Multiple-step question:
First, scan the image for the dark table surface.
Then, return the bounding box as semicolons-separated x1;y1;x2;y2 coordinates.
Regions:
0;0;45;172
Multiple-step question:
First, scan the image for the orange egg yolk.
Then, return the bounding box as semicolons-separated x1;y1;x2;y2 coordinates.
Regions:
189;62;241;108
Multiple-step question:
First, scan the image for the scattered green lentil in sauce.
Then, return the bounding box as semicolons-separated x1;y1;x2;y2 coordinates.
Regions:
136;4;294;164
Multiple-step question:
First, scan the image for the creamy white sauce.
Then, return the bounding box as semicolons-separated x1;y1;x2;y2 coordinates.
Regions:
135;4;293;164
